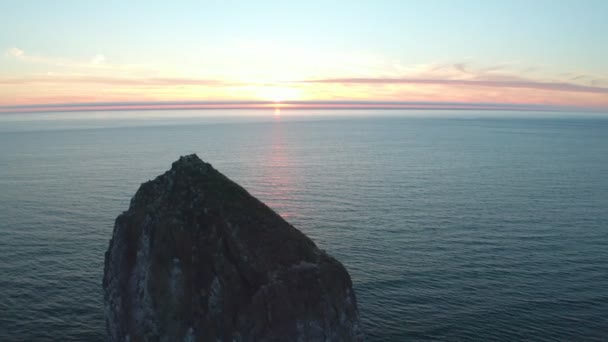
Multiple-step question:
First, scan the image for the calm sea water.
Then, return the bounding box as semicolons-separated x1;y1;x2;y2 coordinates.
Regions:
1;110;607;341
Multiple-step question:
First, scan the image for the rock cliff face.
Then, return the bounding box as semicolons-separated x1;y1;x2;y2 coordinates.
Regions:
103;154;362;341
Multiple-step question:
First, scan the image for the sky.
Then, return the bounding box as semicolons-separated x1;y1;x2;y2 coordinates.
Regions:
1;0;607;112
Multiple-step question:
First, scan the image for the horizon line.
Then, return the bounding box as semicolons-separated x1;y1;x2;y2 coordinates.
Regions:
0;100;605;114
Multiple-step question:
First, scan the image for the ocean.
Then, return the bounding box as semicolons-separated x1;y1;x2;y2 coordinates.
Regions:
0;110;607;341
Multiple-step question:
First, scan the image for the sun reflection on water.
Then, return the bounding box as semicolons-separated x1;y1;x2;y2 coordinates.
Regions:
262;119;299;219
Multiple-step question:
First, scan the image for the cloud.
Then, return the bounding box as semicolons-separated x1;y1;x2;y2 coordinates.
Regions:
2;46;606;110
301;78;608;94
0;75;229;86
453;63;468;74
4;48;151;73
91;54;105;65
6;47;24;57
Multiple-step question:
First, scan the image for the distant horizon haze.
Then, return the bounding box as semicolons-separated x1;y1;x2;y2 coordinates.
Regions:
0;100;606;115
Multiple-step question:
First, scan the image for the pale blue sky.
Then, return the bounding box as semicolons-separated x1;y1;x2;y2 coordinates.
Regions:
2;1;607;68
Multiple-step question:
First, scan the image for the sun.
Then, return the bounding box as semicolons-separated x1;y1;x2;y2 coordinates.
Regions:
256;86;301;102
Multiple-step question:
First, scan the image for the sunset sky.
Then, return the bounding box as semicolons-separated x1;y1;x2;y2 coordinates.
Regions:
1;0;607;112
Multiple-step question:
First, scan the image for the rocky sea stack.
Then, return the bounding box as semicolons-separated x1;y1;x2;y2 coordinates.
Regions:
103;154;362;341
